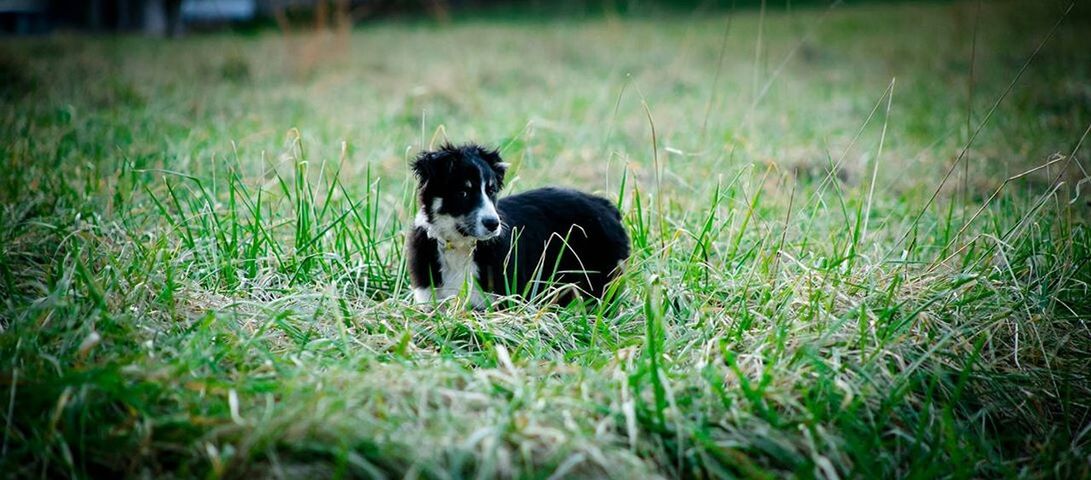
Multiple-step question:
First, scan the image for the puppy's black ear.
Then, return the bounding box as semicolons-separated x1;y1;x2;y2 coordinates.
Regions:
475;146;508;187
412;149;451;184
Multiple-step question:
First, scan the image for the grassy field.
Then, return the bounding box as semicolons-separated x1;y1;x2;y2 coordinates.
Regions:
2;0;1090;477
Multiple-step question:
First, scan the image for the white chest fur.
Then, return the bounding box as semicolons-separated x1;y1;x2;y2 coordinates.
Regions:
412;211;486;308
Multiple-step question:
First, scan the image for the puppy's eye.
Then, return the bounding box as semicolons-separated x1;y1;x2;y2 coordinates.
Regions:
459;190;469;198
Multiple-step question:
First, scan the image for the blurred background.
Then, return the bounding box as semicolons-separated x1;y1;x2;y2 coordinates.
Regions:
2;0;1087;204
7;0;886;35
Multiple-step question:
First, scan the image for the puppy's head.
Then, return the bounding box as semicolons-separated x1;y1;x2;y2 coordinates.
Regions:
412;143;508;242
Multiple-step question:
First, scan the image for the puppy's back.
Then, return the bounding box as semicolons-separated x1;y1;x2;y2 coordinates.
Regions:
482;187;629;298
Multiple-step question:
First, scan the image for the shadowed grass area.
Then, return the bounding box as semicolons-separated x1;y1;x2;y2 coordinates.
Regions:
1;0;1090;477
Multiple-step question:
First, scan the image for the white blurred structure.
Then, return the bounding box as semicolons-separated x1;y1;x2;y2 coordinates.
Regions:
181;0;256;22
0;0;48;34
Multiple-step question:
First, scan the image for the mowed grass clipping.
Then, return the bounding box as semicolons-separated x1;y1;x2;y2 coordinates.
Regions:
2;0;1090;477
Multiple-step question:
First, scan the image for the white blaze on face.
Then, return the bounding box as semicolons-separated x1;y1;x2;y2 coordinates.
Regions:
474;180;499;238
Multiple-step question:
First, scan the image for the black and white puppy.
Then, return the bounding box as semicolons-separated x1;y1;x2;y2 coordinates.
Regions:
407;143;630;308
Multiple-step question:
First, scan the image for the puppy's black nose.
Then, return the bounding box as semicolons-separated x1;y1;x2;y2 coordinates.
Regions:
482;217;500;232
